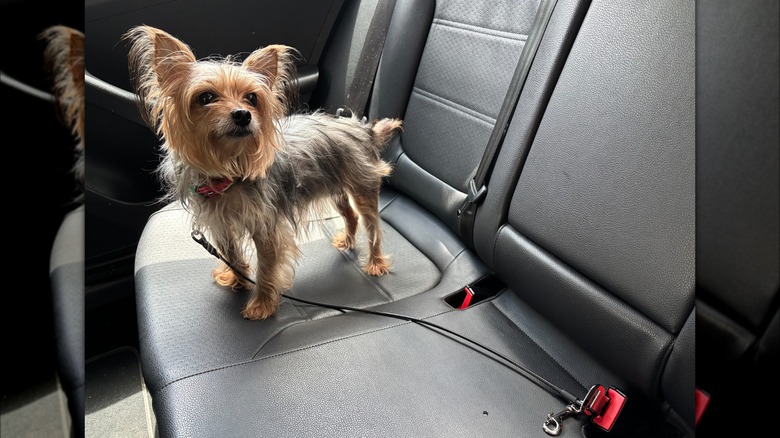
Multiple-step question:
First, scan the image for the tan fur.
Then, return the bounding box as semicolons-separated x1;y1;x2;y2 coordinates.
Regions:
124;26;403;320
40;25;85;199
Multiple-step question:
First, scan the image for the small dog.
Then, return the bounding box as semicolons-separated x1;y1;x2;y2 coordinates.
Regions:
39;25;85;202
123;26;402;320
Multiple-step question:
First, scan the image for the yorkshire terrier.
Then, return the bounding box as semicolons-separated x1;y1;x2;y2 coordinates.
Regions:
123;26;402;320
39;25;85;202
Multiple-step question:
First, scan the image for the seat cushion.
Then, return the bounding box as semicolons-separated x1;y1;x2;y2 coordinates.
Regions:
134;187;492;394
49;204;85;437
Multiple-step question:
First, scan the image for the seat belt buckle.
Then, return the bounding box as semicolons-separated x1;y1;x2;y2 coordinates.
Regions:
544;384;627;436
695;388;710;426
581;385;627;432
458;286;476;309
458;179;488;216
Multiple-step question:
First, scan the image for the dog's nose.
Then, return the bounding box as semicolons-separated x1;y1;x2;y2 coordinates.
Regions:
231;109;251;127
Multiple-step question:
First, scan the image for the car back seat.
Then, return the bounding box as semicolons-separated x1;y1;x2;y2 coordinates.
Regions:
134;0;532;390
133;0;695;436
695;0;779;434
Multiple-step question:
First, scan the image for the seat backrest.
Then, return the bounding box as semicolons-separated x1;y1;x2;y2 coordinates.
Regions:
471;0;696;427
370;0;542;232
310;0;698;428
130;0;700;435
695;0;779;434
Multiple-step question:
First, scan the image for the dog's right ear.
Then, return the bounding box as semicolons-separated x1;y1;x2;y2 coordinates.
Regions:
124;25;196;90
39;25;85;146
124;26;197;130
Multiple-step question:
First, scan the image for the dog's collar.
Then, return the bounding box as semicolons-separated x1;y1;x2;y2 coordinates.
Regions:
192;177;234;198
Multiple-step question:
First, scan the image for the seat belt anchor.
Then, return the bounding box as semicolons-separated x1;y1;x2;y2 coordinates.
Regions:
335;107;353;118
457;179;488;216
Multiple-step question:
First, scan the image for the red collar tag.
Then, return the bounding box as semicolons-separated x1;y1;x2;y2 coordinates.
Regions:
194;178;234;198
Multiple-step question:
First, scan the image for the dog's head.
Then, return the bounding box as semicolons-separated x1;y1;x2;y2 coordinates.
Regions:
123;26;298;179
39;25;85;187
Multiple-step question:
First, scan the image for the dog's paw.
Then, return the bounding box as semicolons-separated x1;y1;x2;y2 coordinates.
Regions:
364;256;390;276
331;230;355;251
241;300;279;320
213;265;253;290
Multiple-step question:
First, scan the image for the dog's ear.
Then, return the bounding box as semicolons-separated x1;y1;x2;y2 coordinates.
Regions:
39;26;85;144
124;26;197;129
124;25;196;89
40;26;85;91
242;45;297;90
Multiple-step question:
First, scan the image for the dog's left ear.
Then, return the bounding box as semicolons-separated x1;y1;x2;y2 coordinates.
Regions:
242;45;297;90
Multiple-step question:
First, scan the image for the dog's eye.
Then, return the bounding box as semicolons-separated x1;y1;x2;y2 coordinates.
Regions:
246;93;257;106
198;92;216;105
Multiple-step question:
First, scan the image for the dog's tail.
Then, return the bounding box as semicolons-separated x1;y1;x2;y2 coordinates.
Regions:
371;118;403;149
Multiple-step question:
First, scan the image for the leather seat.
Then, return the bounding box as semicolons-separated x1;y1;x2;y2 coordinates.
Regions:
695;0;779;434
133;0;696;436
50;204;85;438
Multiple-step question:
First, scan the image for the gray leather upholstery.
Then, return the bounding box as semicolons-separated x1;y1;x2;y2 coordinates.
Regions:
695;0;779;435
135;189;492;394
50;205;85;438
484;0;695;426
133;0;697;436
377;0;540;231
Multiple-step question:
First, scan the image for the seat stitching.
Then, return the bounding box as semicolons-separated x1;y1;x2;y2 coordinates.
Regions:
153;310;456;396
412;86;497;125
433;17;529;42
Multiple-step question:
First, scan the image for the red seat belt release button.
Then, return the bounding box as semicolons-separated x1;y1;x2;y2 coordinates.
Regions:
583;385;627;432
459;286;475;310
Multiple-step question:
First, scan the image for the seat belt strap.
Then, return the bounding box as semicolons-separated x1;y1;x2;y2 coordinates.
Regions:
338;0;397;120
458;0;559;248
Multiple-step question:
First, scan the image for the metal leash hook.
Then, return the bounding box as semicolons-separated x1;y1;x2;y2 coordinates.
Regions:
191;229;219;258
543;401;582;436
543;384;627;436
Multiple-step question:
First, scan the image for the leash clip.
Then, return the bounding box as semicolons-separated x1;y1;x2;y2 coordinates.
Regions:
191;229;219;258
543;402;581;436
543;385;627;436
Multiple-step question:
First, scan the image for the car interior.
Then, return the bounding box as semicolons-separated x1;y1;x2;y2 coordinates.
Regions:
1;0;83;437
1;0;777;437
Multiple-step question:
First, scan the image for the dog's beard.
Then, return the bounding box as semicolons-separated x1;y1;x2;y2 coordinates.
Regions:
162;108;281;180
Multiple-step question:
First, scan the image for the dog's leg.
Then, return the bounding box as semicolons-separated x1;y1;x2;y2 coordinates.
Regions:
331;191;359;251
352;189;389;276
212;227;253;291
242;230;297;320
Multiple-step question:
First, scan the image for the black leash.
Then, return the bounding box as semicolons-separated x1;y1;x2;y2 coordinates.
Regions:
191;230;575;400
190;230;627;435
